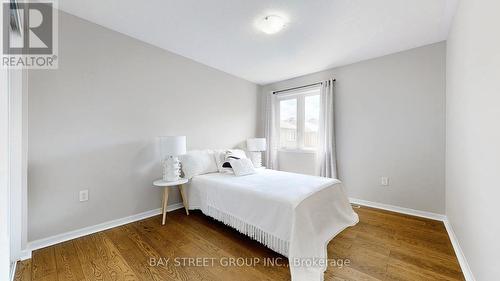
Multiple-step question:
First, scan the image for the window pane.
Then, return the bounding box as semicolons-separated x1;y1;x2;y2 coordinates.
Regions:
304;95;320;149
279;99;297;149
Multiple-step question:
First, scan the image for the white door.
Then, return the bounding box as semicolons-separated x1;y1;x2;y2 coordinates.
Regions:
0;61;13;281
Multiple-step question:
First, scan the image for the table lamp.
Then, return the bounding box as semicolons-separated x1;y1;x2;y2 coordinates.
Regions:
246;138;266;168
159;136;186;181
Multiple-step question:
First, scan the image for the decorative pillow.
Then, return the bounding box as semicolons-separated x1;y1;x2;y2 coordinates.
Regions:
214;149;248;173
228;158;256;176
180;150;218;179
228;149;248;159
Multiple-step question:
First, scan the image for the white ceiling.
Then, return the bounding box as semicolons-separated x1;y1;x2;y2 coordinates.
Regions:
58;0;457;85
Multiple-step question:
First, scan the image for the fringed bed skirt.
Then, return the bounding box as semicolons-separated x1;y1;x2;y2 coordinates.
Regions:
204;205;290;257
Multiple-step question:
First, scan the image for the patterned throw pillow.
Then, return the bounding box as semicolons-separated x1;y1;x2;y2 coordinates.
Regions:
214;149;248;173
222;151;240;168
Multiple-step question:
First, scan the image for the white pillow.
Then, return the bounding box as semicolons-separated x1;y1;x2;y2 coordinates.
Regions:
229;158;256;176
229;149;248;159
214;149;248;173
181;150;218;179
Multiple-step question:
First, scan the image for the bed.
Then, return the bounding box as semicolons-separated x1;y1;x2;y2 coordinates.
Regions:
185;168;358;281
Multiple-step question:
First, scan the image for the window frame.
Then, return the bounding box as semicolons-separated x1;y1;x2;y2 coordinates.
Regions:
275;86;321;152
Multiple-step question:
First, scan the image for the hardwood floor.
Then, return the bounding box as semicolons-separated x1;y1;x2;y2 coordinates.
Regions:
15;206;465;281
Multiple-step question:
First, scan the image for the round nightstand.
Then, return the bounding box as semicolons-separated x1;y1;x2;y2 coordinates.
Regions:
153;178;189;225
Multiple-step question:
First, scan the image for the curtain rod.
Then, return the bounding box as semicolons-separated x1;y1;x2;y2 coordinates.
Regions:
272;79;336;94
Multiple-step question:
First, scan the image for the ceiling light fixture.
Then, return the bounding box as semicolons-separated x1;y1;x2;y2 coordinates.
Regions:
259;15;286;34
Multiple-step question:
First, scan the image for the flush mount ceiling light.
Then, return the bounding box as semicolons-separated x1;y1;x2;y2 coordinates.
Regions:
259;15;286;34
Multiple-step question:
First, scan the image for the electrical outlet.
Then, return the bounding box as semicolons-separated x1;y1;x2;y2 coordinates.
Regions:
380;177;389;186
79;189;89;202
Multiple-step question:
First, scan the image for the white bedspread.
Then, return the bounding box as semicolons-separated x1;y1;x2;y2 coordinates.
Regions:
186;169;358;281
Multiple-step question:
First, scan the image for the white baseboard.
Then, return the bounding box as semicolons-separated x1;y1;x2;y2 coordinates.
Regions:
25;203;184;256
443;218;476;281
18;198;475;281
349;197;475;281
349;197;446;221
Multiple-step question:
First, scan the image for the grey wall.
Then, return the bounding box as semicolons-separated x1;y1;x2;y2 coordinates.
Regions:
261;42;446;214
446;0;500;279
28;11;258;241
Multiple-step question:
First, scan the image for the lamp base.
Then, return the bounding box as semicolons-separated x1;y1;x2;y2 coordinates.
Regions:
249;152;262;168
162;156;181;181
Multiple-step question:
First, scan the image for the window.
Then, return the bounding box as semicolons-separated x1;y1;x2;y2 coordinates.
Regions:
279;98;297;149
276;86;321;151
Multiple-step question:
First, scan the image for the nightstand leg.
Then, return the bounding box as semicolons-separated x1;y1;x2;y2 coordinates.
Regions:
162;188;169;225
179;184;189;215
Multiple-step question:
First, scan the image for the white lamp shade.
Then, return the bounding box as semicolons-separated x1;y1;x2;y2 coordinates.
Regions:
159;136;186;157
247;138;267;152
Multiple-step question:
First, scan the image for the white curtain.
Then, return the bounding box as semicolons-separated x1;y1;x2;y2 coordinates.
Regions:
264;91;278;169
317;79;338;178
